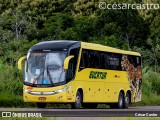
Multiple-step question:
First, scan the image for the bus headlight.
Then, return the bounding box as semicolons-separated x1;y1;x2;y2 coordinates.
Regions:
54;87;67;94
23;88;31;93
54;89;63;94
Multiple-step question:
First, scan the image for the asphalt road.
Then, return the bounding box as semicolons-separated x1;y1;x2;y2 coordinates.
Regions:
0;106;160;117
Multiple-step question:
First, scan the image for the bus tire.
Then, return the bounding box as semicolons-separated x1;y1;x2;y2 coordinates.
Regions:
124;92;130;108
71;91;82;109
36;103;47;108
110;92;124;109
117;92;124;109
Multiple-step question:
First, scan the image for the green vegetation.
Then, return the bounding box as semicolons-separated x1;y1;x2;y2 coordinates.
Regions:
133;67;160;106
0;0;160;107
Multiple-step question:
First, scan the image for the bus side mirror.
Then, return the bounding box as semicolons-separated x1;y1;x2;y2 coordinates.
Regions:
18;56;26;70
64;55;74;70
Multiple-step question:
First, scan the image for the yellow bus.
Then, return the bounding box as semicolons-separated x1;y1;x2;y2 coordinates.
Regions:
18;40;142;109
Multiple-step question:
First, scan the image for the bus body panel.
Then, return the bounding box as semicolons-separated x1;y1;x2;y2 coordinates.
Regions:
21;40;142;106
75;68;131;103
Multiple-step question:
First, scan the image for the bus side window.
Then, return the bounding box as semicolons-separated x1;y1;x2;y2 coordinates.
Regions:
101;53;106;69
88;51;100;69
105;53;109;69
128;55;136;67
134;56;141;67
136;56;141;66
108;53;121;70
66;48;80;82
80;50;88;69
95;51;100;68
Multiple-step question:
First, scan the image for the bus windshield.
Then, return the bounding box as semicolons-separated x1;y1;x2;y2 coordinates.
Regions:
25;52;67;85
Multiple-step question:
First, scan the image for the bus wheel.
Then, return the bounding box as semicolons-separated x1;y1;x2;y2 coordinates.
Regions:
71;91;82;109
124;92;130;108
36;103;47;108
117;92;124;109
110;92;124;109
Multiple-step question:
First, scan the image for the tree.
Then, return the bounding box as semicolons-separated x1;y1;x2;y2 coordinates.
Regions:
11;10;28;41
95;9;149;49
43;13;74;40
147;38;160;72
73;16;95;41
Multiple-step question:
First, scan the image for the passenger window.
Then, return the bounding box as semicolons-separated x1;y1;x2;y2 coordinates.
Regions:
66;59;74;81
80;50;88;69
136;57;141;66
88;51;100;68
101;53;106;69
108;54;121;70
128;56;136;67
66;48;80;82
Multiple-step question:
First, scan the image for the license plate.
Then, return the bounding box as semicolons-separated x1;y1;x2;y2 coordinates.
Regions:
38;97;46;101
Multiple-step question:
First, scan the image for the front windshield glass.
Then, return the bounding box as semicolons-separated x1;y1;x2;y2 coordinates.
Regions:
25;52;67;85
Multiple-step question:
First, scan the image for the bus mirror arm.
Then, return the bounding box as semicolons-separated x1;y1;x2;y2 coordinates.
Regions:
18;56;26;70
63;55;74;70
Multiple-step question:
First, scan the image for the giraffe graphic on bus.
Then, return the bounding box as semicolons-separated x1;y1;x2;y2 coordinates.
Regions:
121;55;142;102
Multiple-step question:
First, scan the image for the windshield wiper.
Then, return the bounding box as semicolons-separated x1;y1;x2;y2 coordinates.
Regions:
46;66;54;85
31;66;54;85
32;67;54;85
58;69;65;83
32;71;44;84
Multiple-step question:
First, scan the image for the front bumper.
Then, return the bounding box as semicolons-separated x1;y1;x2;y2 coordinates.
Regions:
23;90;67;103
